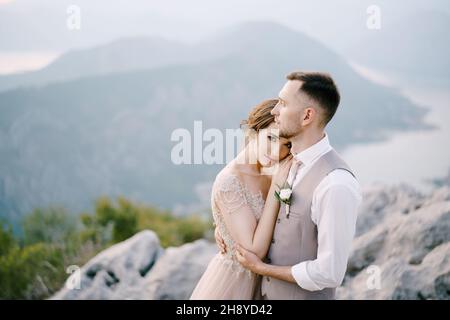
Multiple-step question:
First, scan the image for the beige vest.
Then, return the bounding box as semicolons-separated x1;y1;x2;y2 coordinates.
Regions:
260;149;355;300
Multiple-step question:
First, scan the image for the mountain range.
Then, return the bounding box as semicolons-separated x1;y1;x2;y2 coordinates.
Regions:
0;21;429;229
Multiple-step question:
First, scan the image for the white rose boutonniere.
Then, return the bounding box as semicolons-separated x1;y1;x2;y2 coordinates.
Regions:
274;181;293;218
279;188;292;200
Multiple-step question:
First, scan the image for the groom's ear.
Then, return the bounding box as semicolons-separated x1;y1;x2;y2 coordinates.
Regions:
302;107;316;125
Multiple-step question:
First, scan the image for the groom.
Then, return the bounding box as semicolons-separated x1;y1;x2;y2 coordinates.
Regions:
218;71;362;299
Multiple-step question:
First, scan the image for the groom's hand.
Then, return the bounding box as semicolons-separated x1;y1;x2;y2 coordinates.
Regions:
235;244;264;273
214;226;227;254
236;244;296;283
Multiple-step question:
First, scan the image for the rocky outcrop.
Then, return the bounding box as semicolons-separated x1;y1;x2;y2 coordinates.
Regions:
51;230;216;300
51;230;163;299
52;184;450;300
143;240;216;299
336;185;450;299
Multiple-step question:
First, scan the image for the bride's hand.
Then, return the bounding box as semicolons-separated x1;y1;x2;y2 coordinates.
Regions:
272;154;293;188
214;226;227;254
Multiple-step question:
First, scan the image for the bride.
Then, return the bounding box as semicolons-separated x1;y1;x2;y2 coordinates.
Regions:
190;99;293;300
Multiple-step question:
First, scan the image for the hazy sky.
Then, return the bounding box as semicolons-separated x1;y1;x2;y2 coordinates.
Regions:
0;0;448;73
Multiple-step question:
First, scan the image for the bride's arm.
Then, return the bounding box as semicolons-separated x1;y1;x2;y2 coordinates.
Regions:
247;158;292;258
218;156;292;259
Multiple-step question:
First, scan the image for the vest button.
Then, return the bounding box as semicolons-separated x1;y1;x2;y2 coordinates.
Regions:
277;218;281;223
266;277;270;282
271;239;275;244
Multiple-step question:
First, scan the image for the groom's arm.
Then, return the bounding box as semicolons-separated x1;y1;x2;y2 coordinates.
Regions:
235;244;296;283
290;172;362;291
256;263;297;283
236;171;362;290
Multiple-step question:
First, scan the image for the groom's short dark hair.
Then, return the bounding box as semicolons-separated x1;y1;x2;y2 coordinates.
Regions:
287;71;340;126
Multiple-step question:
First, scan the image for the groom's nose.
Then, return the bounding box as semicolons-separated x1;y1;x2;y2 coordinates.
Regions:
272;101;282;115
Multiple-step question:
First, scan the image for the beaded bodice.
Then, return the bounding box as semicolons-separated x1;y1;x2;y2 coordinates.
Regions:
211;171;265;276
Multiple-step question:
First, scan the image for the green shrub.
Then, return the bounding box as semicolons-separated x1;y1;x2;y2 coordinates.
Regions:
135;205;211;247
81;196;212;247
0;195;213;299
0;220;16;256
80;196;138;245
22;207;78;246
0;243;64;299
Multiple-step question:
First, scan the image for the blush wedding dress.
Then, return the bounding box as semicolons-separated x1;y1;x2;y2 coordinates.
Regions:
190;166;266;300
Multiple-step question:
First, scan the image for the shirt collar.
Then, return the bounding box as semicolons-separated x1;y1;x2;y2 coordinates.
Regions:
292;132;332;166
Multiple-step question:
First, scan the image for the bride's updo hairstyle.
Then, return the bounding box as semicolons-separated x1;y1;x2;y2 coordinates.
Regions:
240;99;278;141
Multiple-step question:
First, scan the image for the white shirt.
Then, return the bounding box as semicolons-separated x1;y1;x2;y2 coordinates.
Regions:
288;132;362;291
